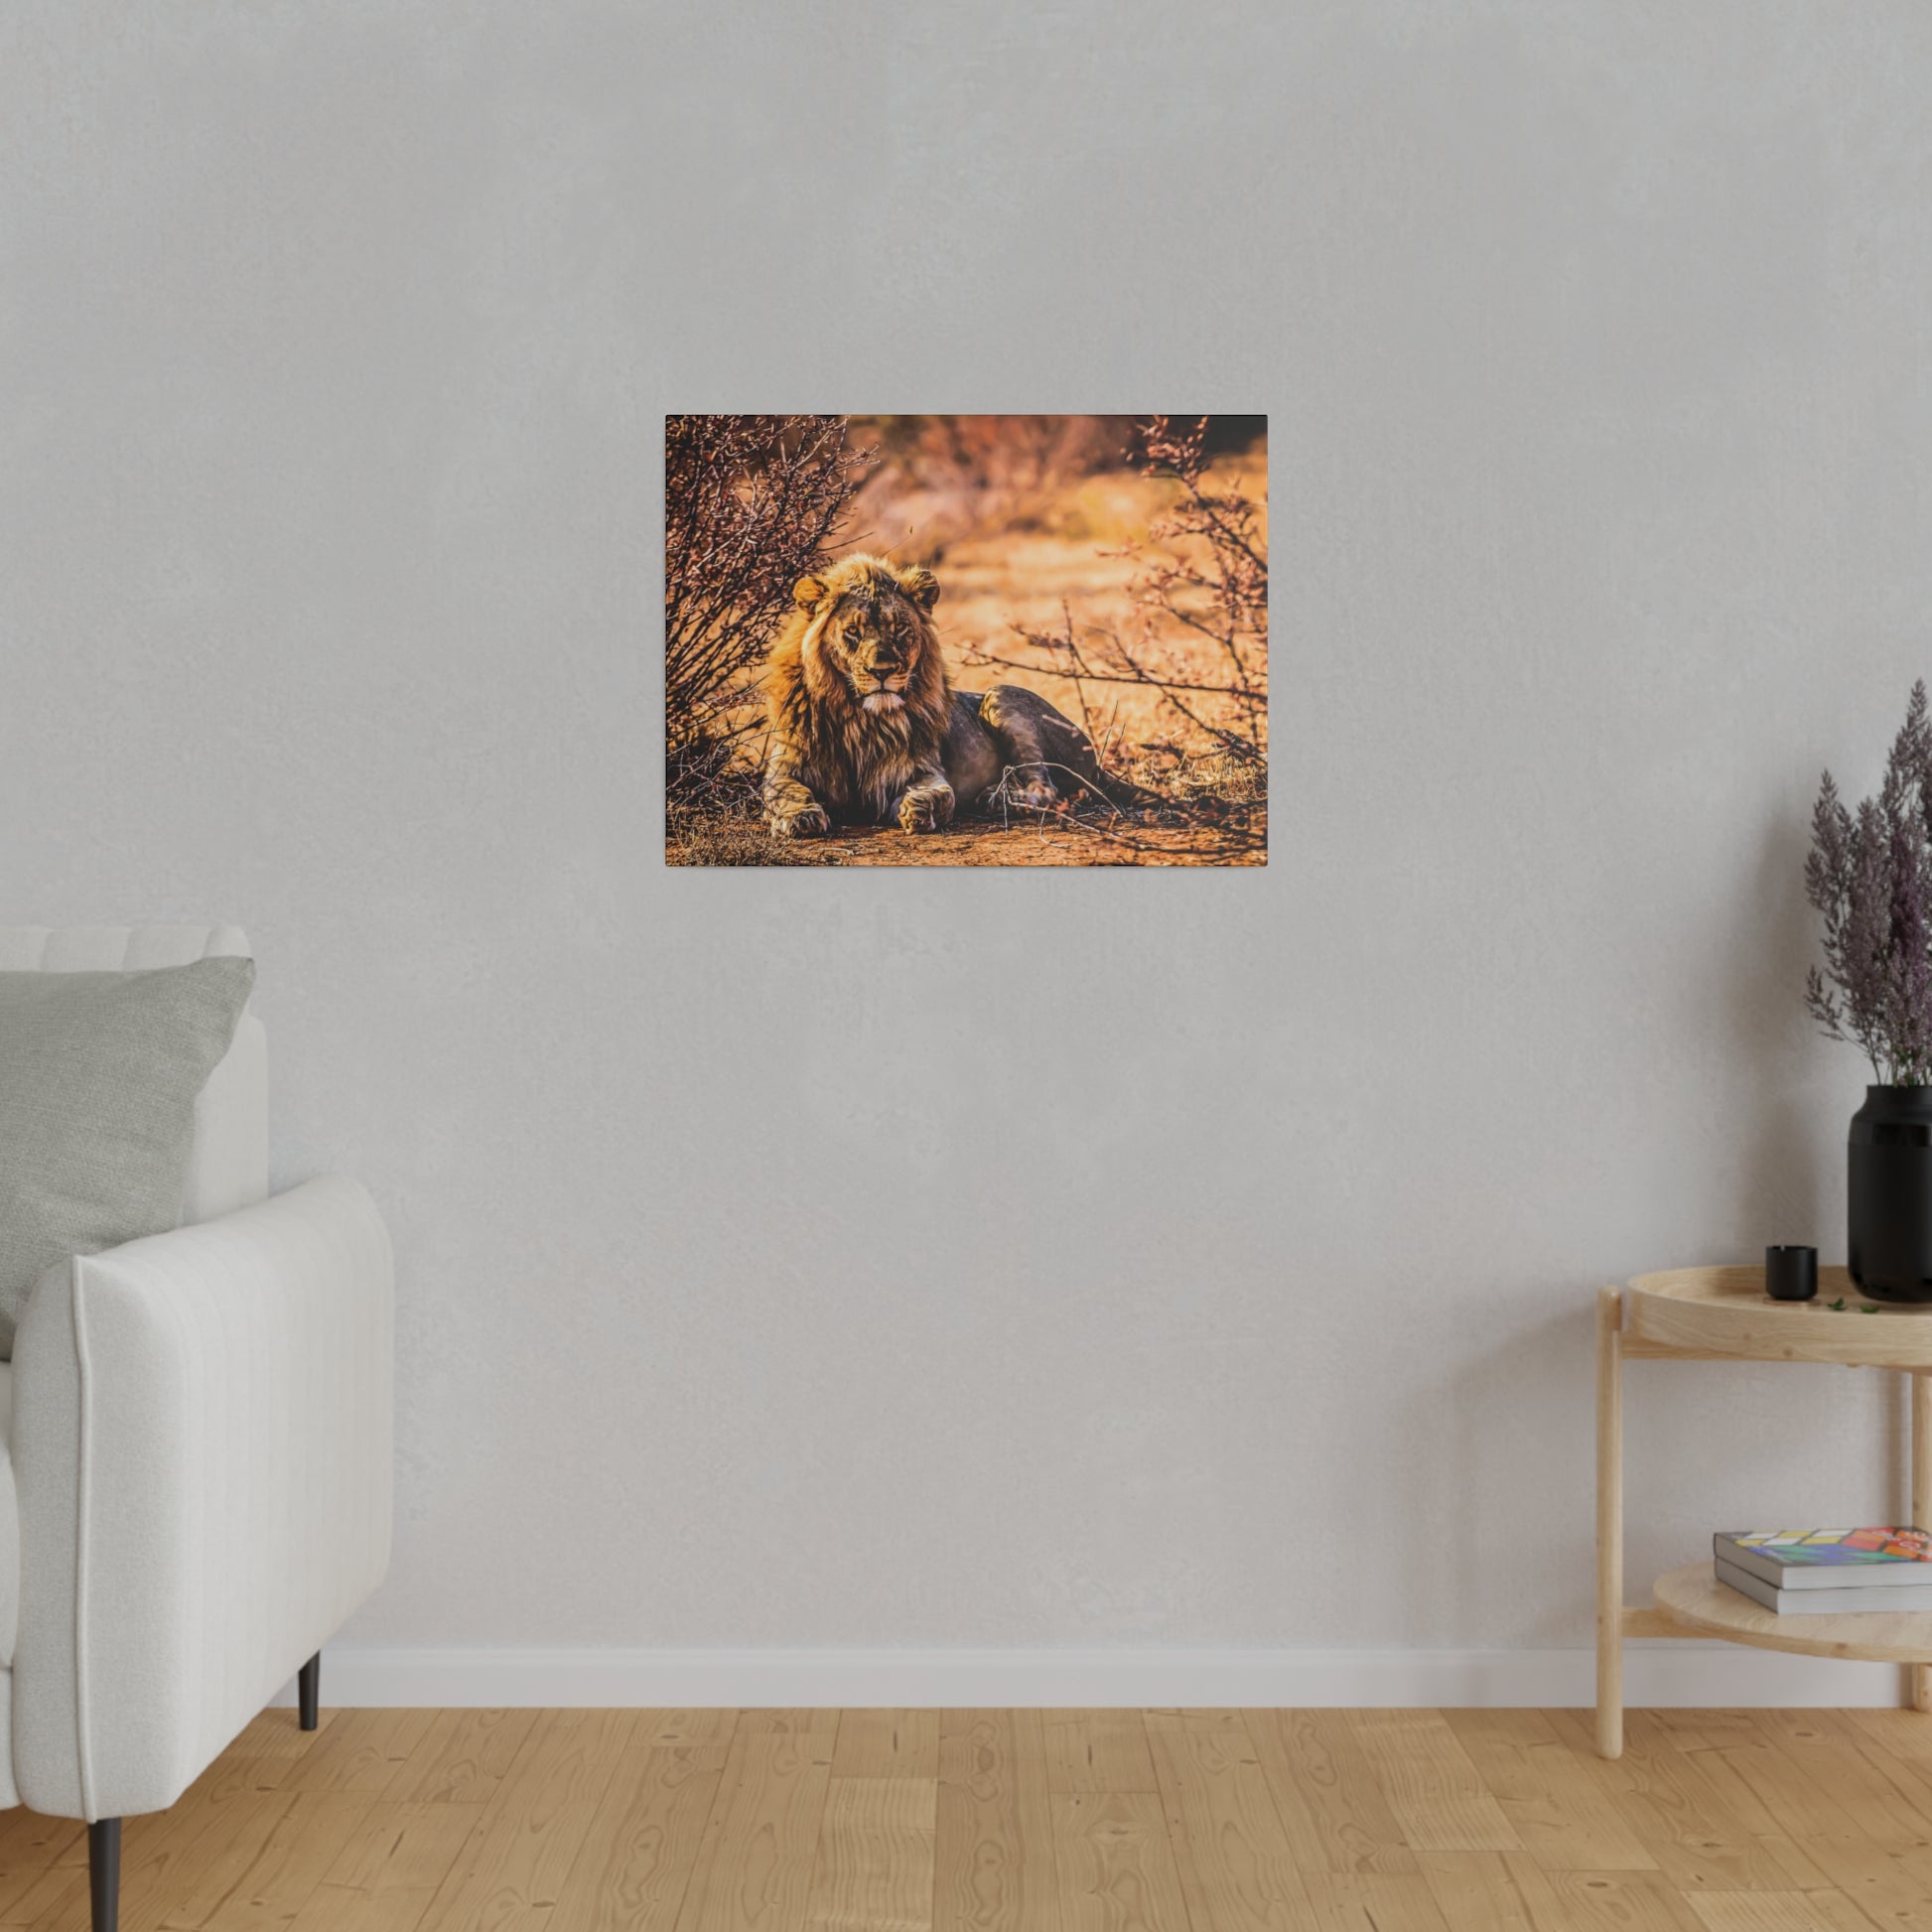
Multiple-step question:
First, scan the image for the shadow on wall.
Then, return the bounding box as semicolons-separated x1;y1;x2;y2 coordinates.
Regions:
1432;1302;1912;1655
1725;810;1829;1249
1409;811;1890;1651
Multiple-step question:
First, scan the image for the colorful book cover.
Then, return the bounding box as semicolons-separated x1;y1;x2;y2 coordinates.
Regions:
1721;1528;1932;1568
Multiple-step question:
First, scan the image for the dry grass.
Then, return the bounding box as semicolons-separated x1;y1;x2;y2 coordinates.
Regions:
666;786;840;867
944;455;1267;763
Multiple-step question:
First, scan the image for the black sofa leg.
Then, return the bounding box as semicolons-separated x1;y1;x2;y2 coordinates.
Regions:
298;1651;321;1731
89;1818;120;1932
84;1658;317;1930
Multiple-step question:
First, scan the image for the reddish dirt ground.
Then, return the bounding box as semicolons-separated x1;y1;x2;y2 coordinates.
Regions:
808;812;1266;868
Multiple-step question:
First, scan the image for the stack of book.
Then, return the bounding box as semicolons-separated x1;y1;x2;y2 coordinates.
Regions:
1716;1528;1932;1614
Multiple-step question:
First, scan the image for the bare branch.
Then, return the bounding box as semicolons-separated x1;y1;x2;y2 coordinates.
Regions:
664;415;876;801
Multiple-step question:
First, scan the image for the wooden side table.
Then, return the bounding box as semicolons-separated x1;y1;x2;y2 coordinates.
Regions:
1595;1266;1932;1758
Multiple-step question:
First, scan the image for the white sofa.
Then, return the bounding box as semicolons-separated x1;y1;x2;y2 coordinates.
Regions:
0;926;393;1932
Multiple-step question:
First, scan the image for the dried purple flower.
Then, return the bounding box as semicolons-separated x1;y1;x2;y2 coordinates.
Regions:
1807;682;1932;1084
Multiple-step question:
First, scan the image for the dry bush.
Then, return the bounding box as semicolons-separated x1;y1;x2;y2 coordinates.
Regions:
666;797;835;867
863;414;1135;489
849;414;1140;561
961;415;1268;855
663;415;874;802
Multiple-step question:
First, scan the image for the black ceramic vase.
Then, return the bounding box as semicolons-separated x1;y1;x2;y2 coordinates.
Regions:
1849;1085;1932;1303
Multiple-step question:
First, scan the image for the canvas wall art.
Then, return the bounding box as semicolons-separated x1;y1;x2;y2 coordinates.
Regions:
664;415;1267;867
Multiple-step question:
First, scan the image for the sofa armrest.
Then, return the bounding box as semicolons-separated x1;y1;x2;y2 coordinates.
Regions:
10;1176;393;1820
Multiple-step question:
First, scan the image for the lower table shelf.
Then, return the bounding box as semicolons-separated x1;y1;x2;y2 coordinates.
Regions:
1597;1278;1932;1758
1651;1561;1932;1665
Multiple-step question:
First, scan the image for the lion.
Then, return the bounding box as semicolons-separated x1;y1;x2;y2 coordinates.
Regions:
761;553;1142;839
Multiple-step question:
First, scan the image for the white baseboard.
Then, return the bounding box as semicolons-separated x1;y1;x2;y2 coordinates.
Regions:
273;1643;1914;1710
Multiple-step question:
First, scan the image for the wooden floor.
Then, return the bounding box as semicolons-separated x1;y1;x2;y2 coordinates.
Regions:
5;1708;1932;1929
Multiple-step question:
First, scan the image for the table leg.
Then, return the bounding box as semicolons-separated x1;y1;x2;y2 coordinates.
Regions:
1914;1371;1932;1715
1597;1286;1623;1758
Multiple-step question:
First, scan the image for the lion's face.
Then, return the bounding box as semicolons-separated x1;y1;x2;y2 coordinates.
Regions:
794;561;941;715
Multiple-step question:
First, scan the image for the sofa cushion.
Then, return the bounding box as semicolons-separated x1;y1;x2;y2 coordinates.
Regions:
0;928;267;1229
0;959;255;1357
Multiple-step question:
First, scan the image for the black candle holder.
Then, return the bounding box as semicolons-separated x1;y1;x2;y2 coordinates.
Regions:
1765;1244;1819;1303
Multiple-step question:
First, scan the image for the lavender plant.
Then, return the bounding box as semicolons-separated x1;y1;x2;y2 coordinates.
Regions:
1807;682;1932;1083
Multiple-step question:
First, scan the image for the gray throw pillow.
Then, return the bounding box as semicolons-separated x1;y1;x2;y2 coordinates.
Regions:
0;956;256;1356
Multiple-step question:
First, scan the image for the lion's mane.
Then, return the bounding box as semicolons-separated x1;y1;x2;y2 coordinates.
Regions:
761;554;953;824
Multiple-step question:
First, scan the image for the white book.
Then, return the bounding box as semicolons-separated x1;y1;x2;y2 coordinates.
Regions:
1716;1557;1932;1616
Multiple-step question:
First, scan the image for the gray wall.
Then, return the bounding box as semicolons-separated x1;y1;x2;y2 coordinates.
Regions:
5;0;1930;1656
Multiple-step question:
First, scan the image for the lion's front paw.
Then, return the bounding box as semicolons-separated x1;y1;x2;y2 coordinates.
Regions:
770;803;831;841
898;783;955;834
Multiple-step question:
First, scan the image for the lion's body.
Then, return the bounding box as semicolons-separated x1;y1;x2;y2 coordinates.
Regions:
941;685;1134;815
761;553;1140;839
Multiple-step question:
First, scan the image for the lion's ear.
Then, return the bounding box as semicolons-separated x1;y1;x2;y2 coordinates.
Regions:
794;575;828;611
898;566;940;611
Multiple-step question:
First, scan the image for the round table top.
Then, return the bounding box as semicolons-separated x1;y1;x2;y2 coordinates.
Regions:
1653;1561;1932;1663
1625;1265;1932;1367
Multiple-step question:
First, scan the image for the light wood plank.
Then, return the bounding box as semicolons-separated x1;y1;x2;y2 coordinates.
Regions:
0;1812;90;1932
1443;1709;1653;1869
1245;1708;1416;1875
804;1777;935;1931
1537;1869;1709;1931
1145;1710;1311;1930
15;1807;183;1931
193;1790;375;1930
934;1710;1061;1932
8;1869;89;1931
549;1744;728;1932
1843;1703;1932;1770
1040;1716;1155;1795
287;1801;486;1932
1600;1736;1833;1894
1685;1891;1875;1932
121;1791;299;1932
1797;1836;1932;1932
1614;1721;1790;1848
833;1713;940;1782
1299;1871;1452;1931
384;1710;539;1805
645;1713;742;1748
1543;1710;1815;1894
1692;1725;1884;1843
1345;1712;1521;1855
271;1710;442;1796
1638;1712;1769;1755
1749;1710;1932;1839
1050;1794;1187;1932
415;1709;634;1932
1416;1851;1554;1932
0;1814;84;1923
675;1726;834;1932
740;1711;842;1735
228;1711;335;1762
